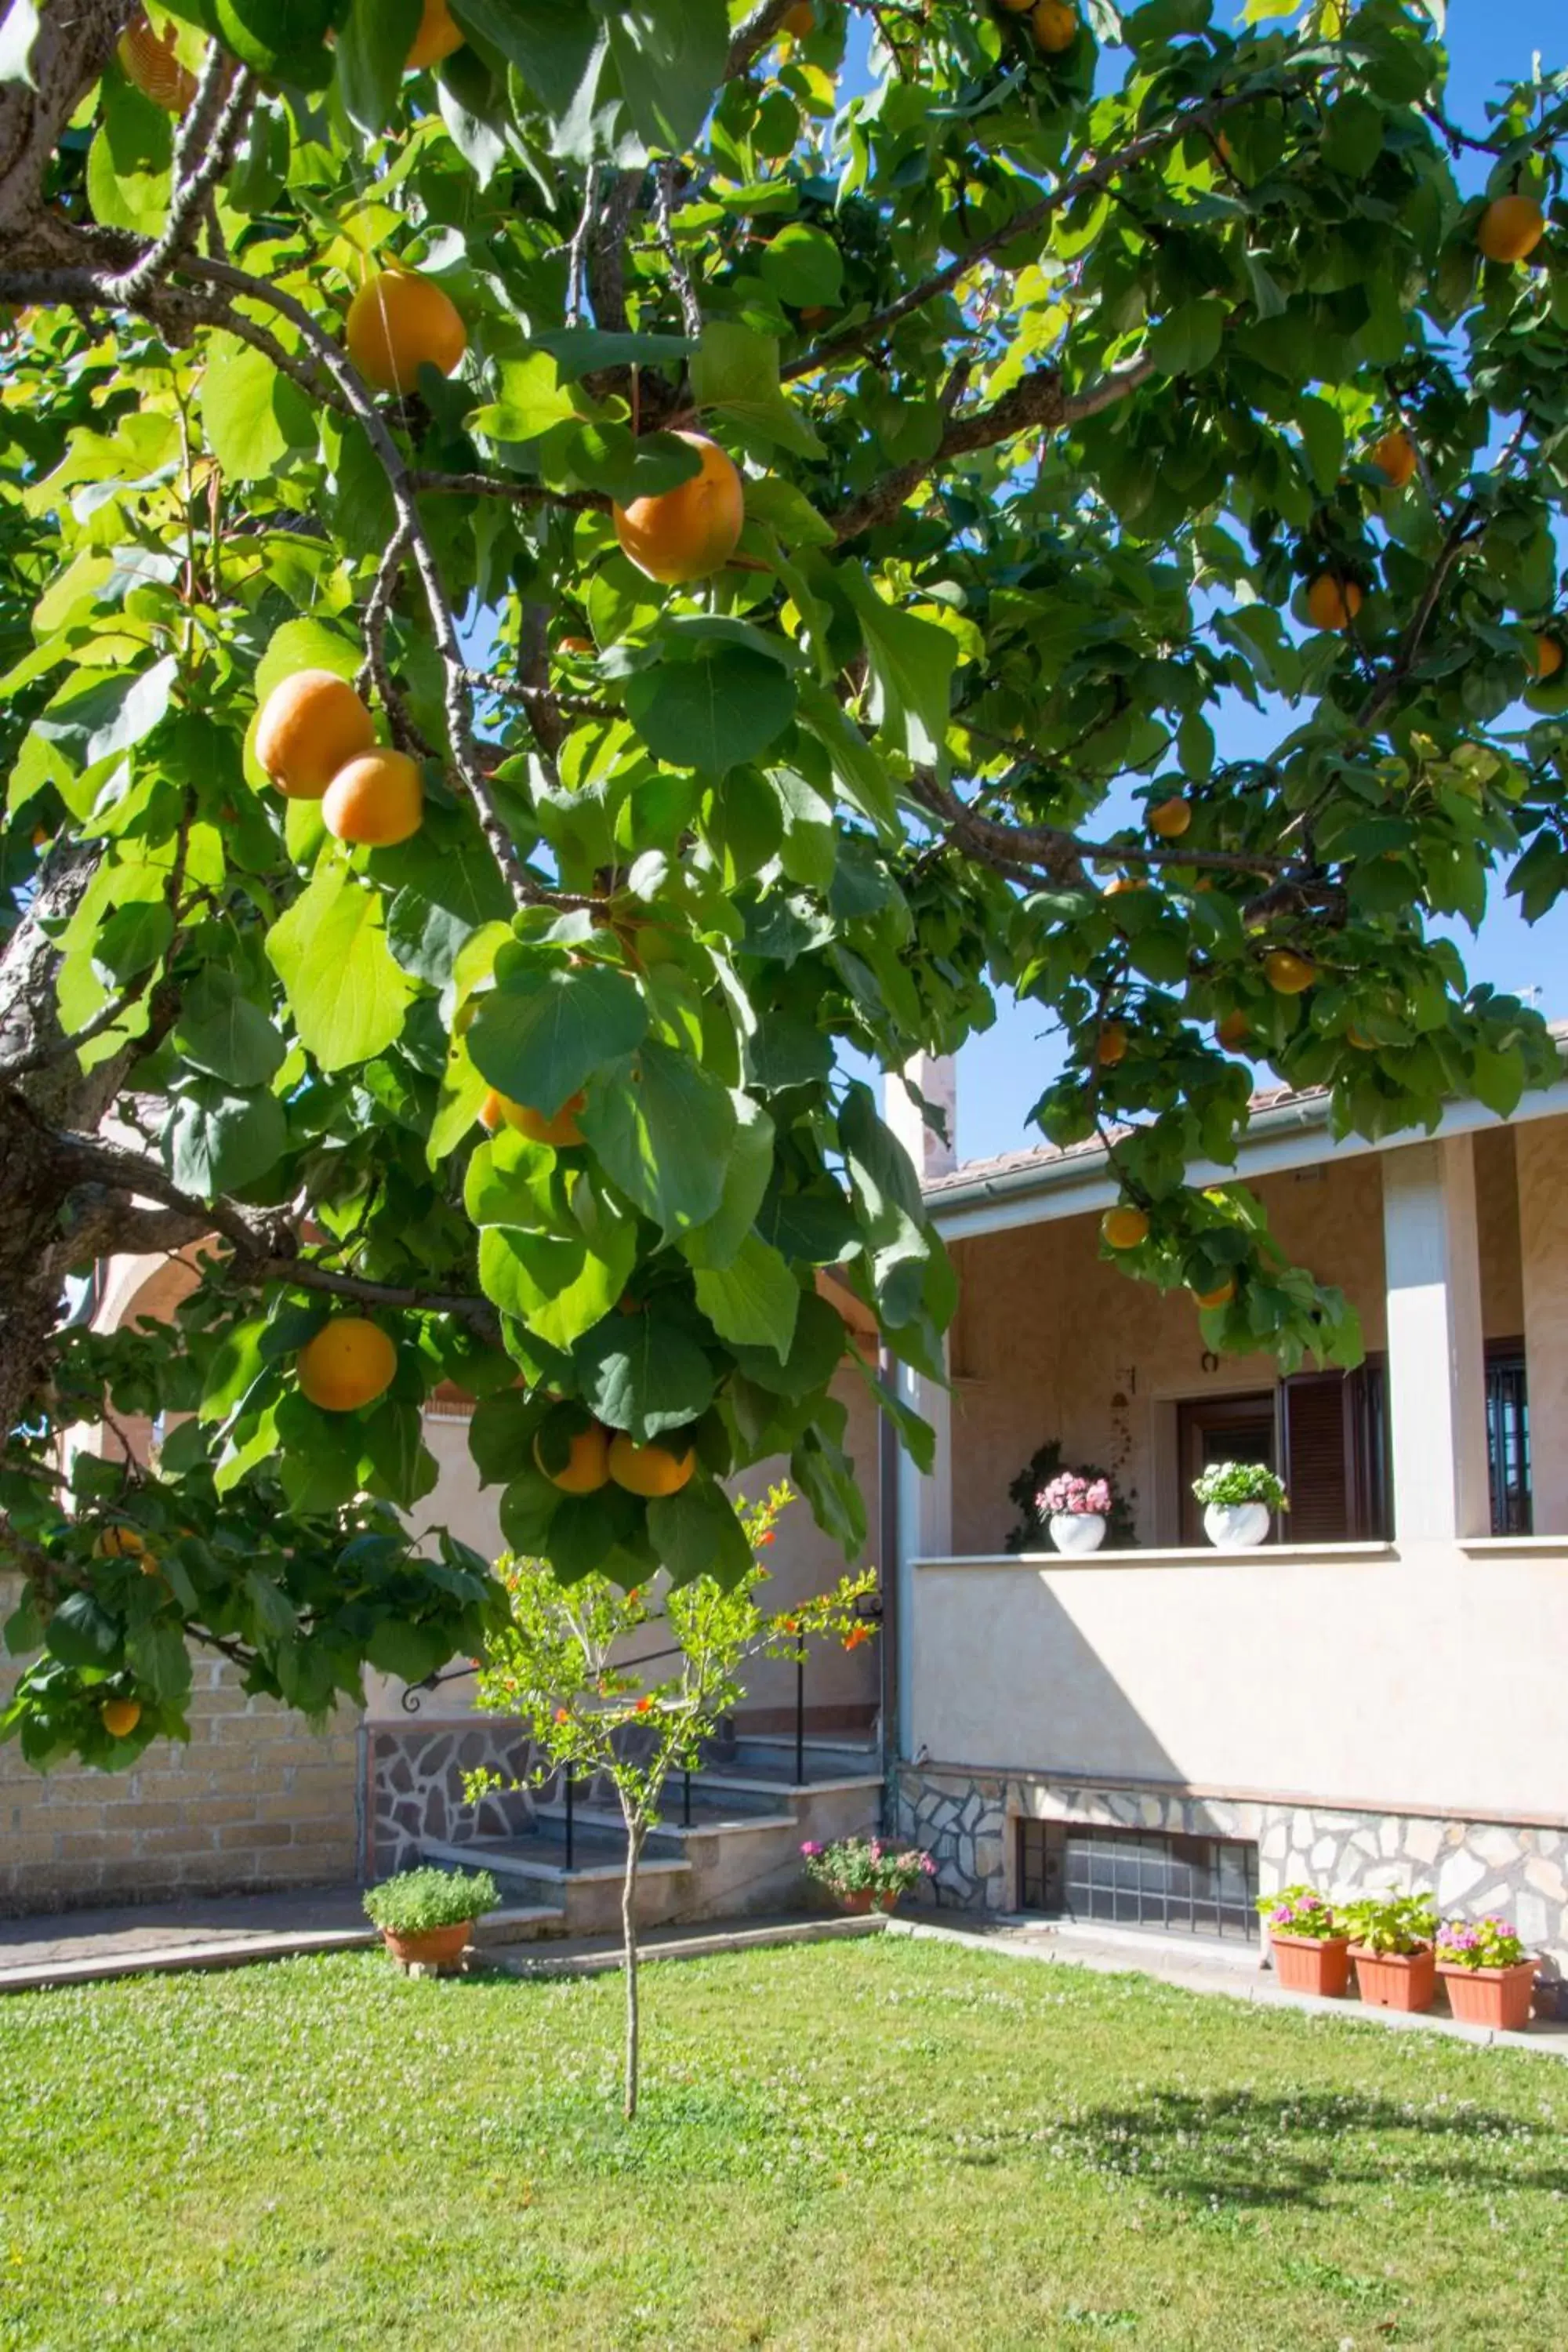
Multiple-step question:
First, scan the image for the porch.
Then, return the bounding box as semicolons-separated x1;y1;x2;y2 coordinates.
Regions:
892;1094;1568;1965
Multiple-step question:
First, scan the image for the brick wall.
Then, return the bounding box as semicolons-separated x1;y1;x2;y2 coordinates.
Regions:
1;1581;363;1916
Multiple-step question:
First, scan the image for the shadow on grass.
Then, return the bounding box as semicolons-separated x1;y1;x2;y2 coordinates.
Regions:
1050;2085;1567;2210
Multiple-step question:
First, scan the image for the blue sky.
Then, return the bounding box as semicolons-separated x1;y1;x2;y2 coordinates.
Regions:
871;1;1568;1163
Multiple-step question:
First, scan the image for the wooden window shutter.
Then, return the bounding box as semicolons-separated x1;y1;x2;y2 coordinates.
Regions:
1281;1374;1352;1544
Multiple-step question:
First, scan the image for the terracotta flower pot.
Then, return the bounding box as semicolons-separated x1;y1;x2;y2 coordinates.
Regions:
1438;1959;1537;2032
1269;1932;1352;1998
381;1920;473;1972
1350;1944;1436;2013
840;1890;900;1916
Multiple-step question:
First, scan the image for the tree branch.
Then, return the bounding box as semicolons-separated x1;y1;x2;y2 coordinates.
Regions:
725;0;799;79
357;523;436;759
104;53;251;304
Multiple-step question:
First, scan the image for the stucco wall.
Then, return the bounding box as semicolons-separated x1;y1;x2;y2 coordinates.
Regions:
0;1580;361;1917
1517;1120;1568;1537
909;1541;1568;1826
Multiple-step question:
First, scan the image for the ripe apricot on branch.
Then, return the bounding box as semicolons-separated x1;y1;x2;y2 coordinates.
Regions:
322;749;424;848
407;0;465;69
613;433;745;585
486;1091;587;1148
119;13;197;114
1370;430;1417;489
1097;1022;1128;1067
1216;1011;1251;1051
1192;1278;1236;1311
1149;796;1191;838
782;2;815;31
296;1319;398;1413
1477;194;1545;265
1534;634;1563;681
609;1435;697;1497
346;270;467;395
1102;1205;1149;1250
1305;574;1363;632
256;670;376;800
1264;949;1316;996
535;1425;612;1494
101;1698;142;1738
1031;0;1078;51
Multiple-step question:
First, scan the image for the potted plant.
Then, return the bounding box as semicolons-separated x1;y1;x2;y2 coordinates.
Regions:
362;1864;500;1972
1436;1915;1537;2031
801;1836;935;1915
1192;1461;1287;1548
1039;1471;1114;1555
1006;1443;1137;1552
1341;1889;1439;2012
1257;1883;1352;1998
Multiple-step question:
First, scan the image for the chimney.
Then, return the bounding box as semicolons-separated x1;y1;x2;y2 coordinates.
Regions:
884;1053;957;1185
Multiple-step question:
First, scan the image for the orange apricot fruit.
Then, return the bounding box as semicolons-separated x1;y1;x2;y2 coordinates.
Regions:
346;270;467;396
1370;430;1417;489
1305;574;1363;632
1149;796;1192;839
1102;1204;1149;1250
1264;949;1316;996
256;670;376;800
1216;1011;1252;1051
613;433;745;585
1096;1022;1128;1067
535;1424;612;1494
1192;1277;1236;1311
1031;0;1078;49
608;1434;697;1497
321;748;423;848
101;1697;143;1738
496;1091;587;1149
1477;194;1545;266
1534;634;1563;681
296;1319;398;1413
407;0;465;69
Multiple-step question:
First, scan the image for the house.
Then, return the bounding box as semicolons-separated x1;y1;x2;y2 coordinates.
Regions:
7;1041;1567;1969
887;1037;1568;1973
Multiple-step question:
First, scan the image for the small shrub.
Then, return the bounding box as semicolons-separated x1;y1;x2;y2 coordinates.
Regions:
801;1835;935;1902
1340;1889;1437;1955
1257;1883;1343;1941
1436;1914;1530;1969
1192;1460;1288;1512
362;1866;500;1935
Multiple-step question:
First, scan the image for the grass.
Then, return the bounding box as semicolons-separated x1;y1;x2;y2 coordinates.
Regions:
2;1937;1566;2350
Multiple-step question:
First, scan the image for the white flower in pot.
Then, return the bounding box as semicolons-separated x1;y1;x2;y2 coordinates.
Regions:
1039;1470;1114;1555
1192;1461;1288;1548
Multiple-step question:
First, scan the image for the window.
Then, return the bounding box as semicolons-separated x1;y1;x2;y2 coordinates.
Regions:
1018;1818;1260;1943
1486;1343;1531;1536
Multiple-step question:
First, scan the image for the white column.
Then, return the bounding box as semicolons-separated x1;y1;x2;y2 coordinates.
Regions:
1381;1137;1490;1541
884;1052;957;1181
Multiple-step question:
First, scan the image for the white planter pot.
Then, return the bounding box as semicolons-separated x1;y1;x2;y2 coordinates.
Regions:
1203;1501;1271;1548
1050;1512;1106;1555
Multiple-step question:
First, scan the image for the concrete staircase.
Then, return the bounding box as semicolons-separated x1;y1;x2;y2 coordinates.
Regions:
419;1735;883;1943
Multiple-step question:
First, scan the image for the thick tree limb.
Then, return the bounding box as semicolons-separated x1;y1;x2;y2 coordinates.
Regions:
726;0;799;80
0;0;132;258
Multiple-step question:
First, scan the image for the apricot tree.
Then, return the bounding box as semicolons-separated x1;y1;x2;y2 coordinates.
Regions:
1;0;1566;1763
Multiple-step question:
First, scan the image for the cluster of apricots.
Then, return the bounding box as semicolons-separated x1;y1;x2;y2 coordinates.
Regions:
256;668;423;847
534;1421;697;1501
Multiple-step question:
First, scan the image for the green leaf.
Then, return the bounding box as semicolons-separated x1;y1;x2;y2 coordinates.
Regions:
266;862;416;1073
1148;299;1227;378
598;0;729;155
469;1389;545;1488
646;1480;753;1587
255;617;362;706
91;899;174;987
45;1592;122;1668
467;350;579;442
758;223;844;309
690;321;823;459
680;1093;775;1269
578;1039;735;1239
839;572;955;768
730;1287;845;1399
175;968;287;1087
468;962;648;1117
165;1081;289;1196
85;78;172;236
125;1621;192;1706
34;656;177;772
575;1310;717;1440
791;1421;867;1558
1295;394;1345;495
201;337;314;482
212;0;337;85
626;646;797;773
337;0;423;128
695;1236;800;1361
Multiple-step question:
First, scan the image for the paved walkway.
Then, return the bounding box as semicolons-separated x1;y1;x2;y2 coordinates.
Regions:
0;1886;376;1991
889;1914;1568;2058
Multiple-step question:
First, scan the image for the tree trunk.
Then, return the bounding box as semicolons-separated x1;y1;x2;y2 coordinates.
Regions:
620;1806;644;2122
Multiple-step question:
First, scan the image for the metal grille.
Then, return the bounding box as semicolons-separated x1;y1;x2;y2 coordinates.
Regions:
1486;1349;1531;1536
1018;1818;1259;1943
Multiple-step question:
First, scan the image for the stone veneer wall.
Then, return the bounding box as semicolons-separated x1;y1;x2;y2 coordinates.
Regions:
0;1618;360;1918
894;1766;1568;1973
370;1718;536;1875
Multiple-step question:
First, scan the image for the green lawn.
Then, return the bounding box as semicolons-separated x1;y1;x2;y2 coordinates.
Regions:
2;1938;1566;2350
